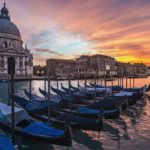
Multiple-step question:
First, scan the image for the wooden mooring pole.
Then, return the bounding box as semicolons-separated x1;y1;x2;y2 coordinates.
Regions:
8;57;15;143
47;70;51;124
44;76;47;99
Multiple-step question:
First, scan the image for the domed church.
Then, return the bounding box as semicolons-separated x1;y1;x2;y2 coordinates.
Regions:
0;3;33;79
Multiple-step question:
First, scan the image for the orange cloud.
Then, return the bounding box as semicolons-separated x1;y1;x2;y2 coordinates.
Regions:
5;0;150;66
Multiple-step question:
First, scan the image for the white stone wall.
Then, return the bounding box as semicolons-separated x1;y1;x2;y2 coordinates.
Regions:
0;33;33;78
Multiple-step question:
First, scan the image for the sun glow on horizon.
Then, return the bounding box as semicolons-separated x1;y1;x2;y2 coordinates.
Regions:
6;0;150;66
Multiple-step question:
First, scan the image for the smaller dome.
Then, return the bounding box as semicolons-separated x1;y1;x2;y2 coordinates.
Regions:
0;3;21;37
0;18;21;37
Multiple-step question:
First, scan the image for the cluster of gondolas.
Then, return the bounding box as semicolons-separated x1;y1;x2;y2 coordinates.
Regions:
0;81;150;150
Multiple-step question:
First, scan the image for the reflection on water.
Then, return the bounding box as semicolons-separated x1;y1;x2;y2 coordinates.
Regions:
73;130;103;150
0;77;150;150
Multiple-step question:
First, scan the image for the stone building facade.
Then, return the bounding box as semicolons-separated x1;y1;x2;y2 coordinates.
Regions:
90;54;116;77
75;55;117;78
0;3;33;79
33;65;46;76
46;59;75;79
116;62;134;76
46;55;149;79
133;63;148;75
46;55;117;79
116;62;148;76
75;55;94;78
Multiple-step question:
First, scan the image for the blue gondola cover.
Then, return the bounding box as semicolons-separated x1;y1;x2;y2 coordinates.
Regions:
0;135;15;150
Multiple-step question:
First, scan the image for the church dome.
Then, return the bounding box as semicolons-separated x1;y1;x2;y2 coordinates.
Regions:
0;18;21;37
0;3;21;37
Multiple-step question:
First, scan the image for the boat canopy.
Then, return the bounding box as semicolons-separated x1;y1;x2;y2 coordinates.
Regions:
0;102;30;124
114;91;134;97
0;135;15;150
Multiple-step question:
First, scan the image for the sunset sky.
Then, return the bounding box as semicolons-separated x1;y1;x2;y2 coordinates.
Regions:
4;0;150;66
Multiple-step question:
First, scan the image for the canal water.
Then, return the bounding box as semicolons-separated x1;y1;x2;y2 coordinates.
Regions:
0;77;150;150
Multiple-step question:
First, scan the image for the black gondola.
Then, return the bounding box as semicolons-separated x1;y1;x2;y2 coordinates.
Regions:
0;135;16;150
0;102;72;147
14;96;103;131
26;89;121;119
51;86;66;96
61;83;76;93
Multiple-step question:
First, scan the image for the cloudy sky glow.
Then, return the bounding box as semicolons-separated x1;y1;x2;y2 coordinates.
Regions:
3;0;150;65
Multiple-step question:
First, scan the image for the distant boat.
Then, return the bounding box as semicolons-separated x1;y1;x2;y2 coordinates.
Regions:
0;79;8;82
105;78;116;81
127;74;148;78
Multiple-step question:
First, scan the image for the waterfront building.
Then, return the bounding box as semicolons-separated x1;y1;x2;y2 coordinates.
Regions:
46;56;149;79
75;54;117;78
46;54;117;79
0;3;33;79
89;54;117;77
133;63;148;75
33;65;46;76
116;62;134;76
46;59;75;79
147;66;150;76
75;55;95;78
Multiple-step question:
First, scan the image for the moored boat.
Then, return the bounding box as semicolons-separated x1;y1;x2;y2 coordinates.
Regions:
14;96;103;131
0;135;16;150
0;102;72;147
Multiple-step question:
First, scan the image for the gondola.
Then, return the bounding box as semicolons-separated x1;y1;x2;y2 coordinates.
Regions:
70;83;79;91
0;135;16;150
14;96;103;131
61;105;120;119
87;96;127;119
87;96;126;110
40;88;87;105
14;95;69;112
89;83;123;92
113;91;139;105
105;78;116;81
39;88;48;98
51;86;66;96
70;83;111;97
25;90;71;109
83;83;93;88
14;95;49;113
87;103;120;119
39;88;58;99
63;83;106;97
24;89;61;103
46;87;91;104
124;87;144;99
24;89;46;101
61;83;75;93
79;85;112;94
25;91;101;118
0;102;72;147
32;112;103;131
25;90;120;119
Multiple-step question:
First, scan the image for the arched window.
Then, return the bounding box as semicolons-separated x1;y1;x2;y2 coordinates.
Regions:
4;41;7;48
19;57;23;68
